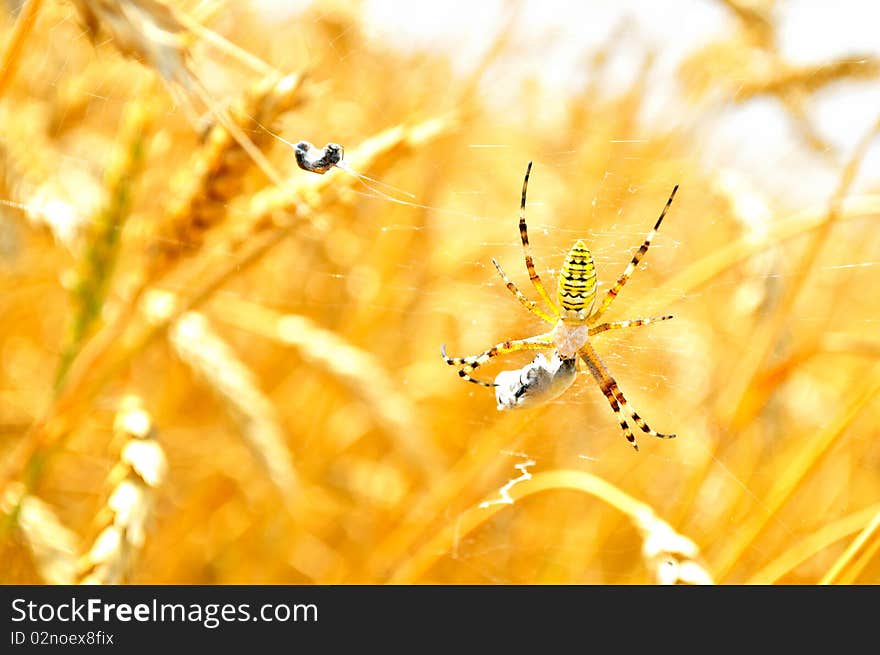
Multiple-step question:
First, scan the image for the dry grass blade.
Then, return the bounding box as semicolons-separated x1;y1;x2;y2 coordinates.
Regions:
213;296;445;479
389;468;711;584
718;114;880;428
0;0;43;98
712;364;880;581
172;6;277;78
642;195;880;315
168;310;299;500
819;509;880;585
78;395;166;584
736;57;880;101
718;0;774;48
738;333;880;427
748;503;880;584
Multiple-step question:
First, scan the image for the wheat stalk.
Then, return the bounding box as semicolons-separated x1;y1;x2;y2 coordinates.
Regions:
69;0;286;187
147;71;307;278
0;103;103;249
168;310;299;500
77;394;166;584
1;483;78;584
56;101;153;387
212;295;445;478
0;114;454;507
639;513;713;585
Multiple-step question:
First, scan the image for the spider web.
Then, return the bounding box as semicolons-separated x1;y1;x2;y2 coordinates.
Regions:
350;1;880;583
2;0;879;585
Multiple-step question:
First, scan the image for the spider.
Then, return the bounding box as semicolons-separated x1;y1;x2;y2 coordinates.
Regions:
442;162;679;451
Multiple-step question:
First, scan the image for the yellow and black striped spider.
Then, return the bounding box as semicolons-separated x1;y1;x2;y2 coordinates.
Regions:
442;162;679;451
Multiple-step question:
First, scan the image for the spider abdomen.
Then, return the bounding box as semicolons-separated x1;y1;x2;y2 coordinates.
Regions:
557;240;597;315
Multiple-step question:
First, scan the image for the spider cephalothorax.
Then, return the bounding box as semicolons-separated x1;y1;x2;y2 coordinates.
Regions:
442;162;679;451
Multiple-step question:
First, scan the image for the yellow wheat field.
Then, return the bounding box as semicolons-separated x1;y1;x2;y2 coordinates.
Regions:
1;0;879;585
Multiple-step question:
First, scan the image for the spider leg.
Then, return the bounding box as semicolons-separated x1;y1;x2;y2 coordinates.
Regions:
610;383;676;440
491;258;556;324
588;314;673;337
597;377;638;450
589;185;678;324
580;343;675;451
518;162;560;317
441;335;554;387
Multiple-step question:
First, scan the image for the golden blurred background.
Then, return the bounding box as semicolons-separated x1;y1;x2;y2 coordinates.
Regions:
1;0;879;584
